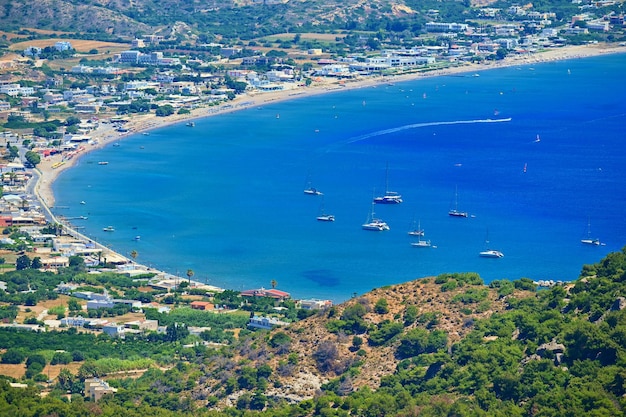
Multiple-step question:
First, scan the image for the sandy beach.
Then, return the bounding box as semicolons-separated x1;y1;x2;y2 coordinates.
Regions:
35;42;626;210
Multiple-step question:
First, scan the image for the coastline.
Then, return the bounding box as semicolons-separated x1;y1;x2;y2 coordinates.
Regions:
32;43;626;279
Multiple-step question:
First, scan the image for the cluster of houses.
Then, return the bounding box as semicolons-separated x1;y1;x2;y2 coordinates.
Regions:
0;2;622;127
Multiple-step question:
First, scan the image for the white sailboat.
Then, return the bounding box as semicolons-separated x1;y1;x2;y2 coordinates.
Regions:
316;197;335;222
479;229;503;258
362;203;390;231
410;221;431;247
408;218;424;236
303;177;323;195
448;186;468;218
374;163;402;204
581;219;601;246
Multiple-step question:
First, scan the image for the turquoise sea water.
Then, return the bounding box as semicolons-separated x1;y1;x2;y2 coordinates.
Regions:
54;54;626;302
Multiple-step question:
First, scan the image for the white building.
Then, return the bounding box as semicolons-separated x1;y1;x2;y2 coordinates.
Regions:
55;42;73;51
24;46;42;57
248;315;289;330
0;84;21;97
425;22;469;32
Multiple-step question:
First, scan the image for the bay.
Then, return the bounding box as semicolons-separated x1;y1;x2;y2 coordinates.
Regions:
54;54;626;302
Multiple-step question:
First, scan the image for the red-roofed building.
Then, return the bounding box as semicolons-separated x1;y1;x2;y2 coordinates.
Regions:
240;288;291;300
190;301;214;311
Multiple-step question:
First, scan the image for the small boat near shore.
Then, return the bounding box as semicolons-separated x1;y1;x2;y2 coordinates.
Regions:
103;226;115;232
186;122;195;127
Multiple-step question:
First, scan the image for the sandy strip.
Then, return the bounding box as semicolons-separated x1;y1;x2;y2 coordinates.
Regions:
35;43;626;209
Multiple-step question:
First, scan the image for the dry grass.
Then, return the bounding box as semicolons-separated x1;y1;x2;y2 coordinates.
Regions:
9;39;129;53
16;295;72;323
0;362;83;381
257;32;345;42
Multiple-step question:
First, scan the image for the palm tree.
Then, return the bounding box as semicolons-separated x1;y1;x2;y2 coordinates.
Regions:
186;269;194;284
130;250;138;263
270;279;277;289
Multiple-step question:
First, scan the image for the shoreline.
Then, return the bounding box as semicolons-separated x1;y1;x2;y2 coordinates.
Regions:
32;42;626;282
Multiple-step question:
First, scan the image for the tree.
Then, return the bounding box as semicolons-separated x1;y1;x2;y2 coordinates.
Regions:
65;116;81;126
31;257;42;269
68;255;85;270
270;279;277;289
166;323;189;342
16;254;31;270
186;269;194;283
130;250;138;262
374;298;389;314
1;348;26;364
68;298;82;312
25;151;41;167
155;105;175;117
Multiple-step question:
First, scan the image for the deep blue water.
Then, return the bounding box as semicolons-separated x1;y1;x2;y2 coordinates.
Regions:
54;54;626;302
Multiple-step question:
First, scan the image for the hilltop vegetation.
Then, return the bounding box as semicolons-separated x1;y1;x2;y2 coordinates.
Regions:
1;247;626;415
0;0;595;40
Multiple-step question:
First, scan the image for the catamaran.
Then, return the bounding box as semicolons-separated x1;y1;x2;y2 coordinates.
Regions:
362;203;390;231
374;164;402;204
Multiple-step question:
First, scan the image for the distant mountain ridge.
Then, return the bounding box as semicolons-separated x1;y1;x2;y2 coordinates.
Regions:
0;0;431;39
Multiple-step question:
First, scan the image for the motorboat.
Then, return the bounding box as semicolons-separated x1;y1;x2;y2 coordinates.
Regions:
479;249;504;258
317;214;335;222
304;187;323;195
103;226;115;232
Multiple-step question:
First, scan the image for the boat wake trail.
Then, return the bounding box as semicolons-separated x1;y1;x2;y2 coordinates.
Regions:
343;117;513;145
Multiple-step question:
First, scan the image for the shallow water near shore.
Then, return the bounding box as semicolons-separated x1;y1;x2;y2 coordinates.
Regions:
54;54;626;302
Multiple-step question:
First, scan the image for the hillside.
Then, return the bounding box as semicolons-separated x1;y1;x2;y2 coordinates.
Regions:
184;249;626;415
248;274;533;402
0;0;486;40
1;248;626;415
0;0;153;36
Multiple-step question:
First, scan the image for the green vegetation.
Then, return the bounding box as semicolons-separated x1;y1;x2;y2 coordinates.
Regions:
1;243;626;415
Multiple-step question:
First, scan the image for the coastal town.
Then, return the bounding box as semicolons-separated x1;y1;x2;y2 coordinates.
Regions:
0;0;624;413
0;2;624;336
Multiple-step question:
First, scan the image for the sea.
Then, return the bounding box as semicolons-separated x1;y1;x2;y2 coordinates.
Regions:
53;53;626;303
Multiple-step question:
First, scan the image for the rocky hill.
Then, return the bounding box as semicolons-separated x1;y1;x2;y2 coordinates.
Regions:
199;273;537;406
